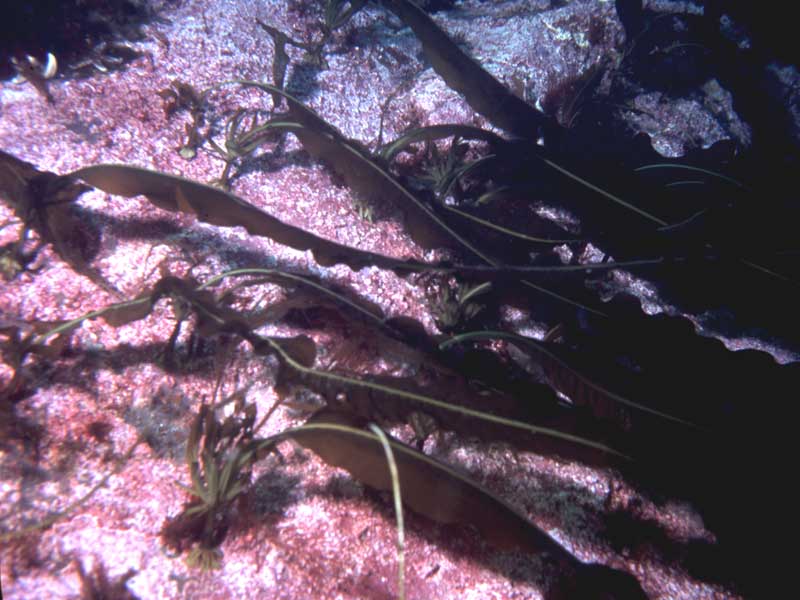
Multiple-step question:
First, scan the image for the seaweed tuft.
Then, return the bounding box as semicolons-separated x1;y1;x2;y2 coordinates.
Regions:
162;395;258;568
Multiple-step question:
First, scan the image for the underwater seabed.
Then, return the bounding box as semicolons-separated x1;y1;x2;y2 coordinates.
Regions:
1;1;798;599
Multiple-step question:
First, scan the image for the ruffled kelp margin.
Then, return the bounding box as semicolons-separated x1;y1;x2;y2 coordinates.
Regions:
2;1;799;598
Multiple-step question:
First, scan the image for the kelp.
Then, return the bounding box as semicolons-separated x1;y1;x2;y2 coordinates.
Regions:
197;267;436;354
366;421;406;600
404;144;583;246
266;334;628;463
193;81;674;317
163;402;644;597
0;314;81;403
23;271;627;465
255;411;647;599
214;80;489;257
572;291;800;433
488;140;671;235
256;20;304;103
244;1;675;287
13;148;726;351
480;137;799;330
295;411;546;547
208;2;792;324
0;151;117;296
7;153;668;288
442;202;581;246
196;273;634;465
383;0;555;141
5;4;798;596
203;84;618;317
201;268;387;330
69;163;425;272
376;1;794;279
67;160;665;320
634;162;748;191
440;330;699;430
378;124;505;163
379;125;666;261
194;269;680;460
